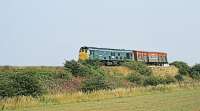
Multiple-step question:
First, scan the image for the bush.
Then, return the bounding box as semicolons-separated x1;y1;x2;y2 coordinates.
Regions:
12;74;44;97
191;64;200;72
107;74;127;88
81;75;114;92
64;60;88;77
190;71;200;80
143;76;175;86
175;74;184;81
143;76;163;86
165;76;176;84
64;60;106;77
127;73;175;86
0;73;44;98
80;60;102;68
123;61;152;76
127;72;145;85
170;61;190;75
0;74;17;98
190;64;200;80
64;60;82;76
53;71;72;80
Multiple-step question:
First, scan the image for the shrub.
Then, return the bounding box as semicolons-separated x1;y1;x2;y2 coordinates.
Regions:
80;60;102;68
127;73;175;86
0;74;17;98
165;76;176;84
64;60;82;75
170;61;190;75
53;71;72;80
81;75;114;92
190;71;200;80
64;60;106;77
64;60;88;77
12;74;44;97
190;64;200;80
0;73;44;98
127;72;145;85
143;76;163;86
123;61;152;76
191;64;200;72
175;74;184;81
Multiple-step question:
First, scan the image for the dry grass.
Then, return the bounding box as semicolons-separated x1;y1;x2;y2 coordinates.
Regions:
0;66;64;73
101;66;133;76
102;66;179;77
0;96;39;110
150;66;179;77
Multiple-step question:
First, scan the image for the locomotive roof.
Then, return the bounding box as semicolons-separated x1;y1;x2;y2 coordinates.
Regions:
81;46;167;54
82;46;132;51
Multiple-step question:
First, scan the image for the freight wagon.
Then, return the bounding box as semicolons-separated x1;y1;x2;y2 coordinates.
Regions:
133;51;168;66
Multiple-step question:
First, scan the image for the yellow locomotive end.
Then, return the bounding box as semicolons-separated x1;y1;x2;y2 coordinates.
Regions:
79;48;89;61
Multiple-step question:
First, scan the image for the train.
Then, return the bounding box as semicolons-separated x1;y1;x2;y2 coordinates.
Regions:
79;46;168;66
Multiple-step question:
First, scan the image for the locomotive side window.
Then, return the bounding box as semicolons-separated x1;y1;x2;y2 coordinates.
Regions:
126;53;131;59
111;52;115;56
118;53;120;56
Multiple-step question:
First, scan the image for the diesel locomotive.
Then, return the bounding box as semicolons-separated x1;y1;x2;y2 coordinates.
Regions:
79;46;168;66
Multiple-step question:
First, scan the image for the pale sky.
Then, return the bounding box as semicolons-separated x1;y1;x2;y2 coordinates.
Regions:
0;0;200;66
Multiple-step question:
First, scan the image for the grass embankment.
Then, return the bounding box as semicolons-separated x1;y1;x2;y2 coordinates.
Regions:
1;83;200;111
0;65;178;77
102;66;179;76
150;66;179;77
1;82;200;111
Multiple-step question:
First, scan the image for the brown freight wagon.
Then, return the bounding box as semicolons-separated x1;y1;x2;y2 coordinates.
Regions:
133;51;148;62
133;51;168;66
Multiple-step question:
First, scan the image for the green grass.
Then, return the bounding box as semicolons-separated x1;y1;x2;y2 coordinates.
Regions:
5;87;200;111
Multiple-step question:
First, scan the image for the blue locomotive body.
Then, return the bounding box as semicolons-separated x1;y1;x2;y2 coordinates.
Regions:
79;47;133;65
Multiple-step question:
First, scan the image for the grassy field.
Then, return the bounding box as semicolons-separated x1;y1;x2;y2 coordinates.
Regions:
4;87;200;111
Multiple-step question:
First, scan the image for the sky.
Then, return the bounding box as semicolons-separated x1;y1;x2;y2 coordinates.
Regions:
0;0;200;66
